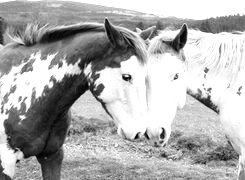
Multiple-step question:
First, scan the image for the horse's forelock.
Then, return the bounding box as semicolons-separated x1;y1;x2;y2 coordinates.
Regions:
118;26;147;65
148;30;179;55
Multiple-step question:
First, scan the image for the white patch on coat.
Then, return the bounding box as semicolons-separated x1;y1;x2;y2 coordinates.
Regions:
0;143;23;178
83;63;92;78
19;115;26;121
0;51;82;114
83;63;92;86
0;114;24;178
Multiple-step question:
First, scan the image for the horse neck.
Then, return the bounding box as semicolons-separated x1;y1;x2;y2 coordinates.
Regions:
0;30;115;114
186;65;223;114
184;31;245;114
186;66;245;115
0;46;90;116
185;48;245;114
37;32;110;110
36;52;90;111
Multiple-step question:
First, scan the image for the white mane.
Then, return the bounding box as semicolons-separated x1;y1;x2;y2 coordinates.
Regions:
184;29;245;88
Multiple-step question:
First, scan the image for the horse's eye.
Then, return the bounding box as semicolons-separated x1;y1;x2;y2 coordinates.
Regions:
173;73;179;80
122;74;132;82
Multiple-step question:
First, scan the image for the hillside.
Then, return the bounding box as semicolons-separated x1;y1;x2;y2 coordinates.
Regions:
1;1;244;35
0;1;153;27
0;0;189;30
0;1;146;15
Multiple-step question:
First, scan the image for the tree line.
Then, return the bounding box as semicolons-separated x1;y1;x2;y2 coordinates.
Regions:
136;14;245;34
197;14;245;33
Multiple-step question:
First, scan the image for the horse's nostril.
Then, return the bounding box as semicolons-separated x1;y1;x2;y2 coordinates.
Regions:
134;132;141;140
160;128;166;139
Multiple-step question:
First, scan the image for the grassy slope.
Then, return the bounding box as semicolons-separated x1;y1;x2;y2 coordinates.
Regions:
14;92;238;180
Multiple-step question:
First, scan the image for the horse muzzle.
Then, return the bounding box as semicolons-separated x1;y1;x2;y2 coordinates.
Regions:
144;127;170;147
117;127;145;141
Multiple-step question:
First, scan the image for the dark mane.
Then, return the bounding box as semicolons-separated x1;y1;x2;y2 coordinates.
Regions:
8;22;147;64
40;23;106;44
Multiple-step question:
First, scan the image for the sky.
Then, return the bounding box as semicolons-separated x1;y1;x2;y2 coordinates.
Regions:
1;0;245;20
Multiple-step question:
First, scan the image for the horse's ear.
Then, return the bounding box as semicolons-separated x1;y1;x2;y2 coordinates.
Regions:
172;24;188;51
138;26;156;40
104;18;126;48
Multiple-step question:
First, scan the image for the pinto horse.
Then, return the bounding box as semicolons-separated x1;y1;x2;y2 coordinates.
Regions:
151;27;245;179
0;19;161;180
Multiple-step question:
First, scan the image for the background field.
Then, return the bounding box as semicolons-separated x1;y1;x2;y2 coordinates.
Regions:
0;1;242;179
13;92;238;180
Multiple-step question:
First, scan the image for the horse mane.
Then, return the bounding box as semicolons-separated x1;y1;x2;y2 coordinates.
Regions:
7;22;106;46
7;22;147;64
184;29;245;87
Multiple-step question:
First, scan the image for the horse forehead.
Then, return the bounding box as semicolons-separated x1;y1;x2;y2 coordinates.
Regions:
120;55;142;72
148;53;184;73
97;56;145;82
85;55;142;78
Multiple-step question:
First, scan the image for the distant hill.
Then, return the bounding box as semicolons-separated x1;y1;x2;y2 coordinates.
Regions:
0;1;155;26
0;0;189;30
0;0;148;16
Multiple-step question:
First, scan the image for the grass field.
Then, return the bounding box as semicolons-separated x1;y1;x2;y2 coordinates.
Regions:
13;92;238;180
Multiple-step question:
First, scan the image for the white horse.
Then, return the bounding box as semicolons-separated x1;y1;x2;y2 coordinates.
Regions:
145;24;188;146
152;27;245;179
